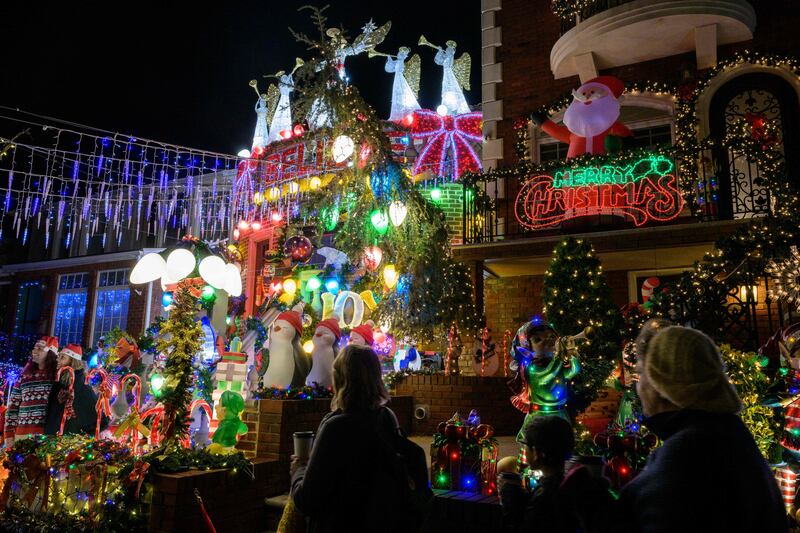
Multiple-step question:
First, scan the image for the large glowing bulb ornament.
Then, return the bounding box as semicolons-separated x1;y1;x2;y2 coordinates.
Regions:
436;104;449;116
331;135;355;163
383;264;399;289
309;176;322;190
363;246;383;272
198;255;228;289
388;201;407;227
268;186;281;201
224;263;243;297
429;187;443;203
370;210;390;235
253;191;264;205
284;278;298;296
307;276;322;291
166;248;196;280
130;252;166;284
288;181;300;194
303;340;314;354
150;373;165;397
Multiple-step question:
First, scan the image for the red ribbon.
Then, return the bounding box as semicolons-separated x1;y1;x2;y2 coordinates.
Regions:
57;366;75;436
410;110;482;179
126;460;150;500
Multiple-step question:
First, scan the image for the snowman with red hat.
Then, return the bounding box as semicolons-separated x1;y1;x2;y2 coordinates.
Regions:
530;76;632;159
305;318;342;388
263;303;312;389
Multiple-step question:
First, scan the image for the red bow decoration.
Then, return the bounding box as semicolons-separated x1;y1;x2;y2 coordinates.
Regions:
125;460;150;500
410;110;482;180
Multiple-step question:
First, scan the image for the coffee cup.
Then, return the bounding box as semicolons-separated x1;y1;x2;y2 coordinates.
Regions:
293;431;315;461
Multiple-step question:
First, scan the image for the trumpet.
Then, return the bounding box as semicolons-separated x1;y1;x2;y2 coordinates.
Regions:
368;49;395;59
290;57;304;75
418;35;442;51
248;79;262;98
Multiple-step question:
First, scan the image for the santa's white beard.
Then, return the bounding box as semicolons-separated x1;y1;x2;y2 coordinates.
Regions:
563;96;621;138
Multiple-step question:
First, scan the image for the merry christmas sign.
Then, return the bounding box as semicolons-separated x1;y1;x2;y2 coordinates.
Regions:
514;154;684;230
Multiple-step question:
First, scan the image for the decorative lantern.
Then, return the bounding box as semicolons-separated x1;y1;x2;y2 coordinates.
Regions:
370;210;390;235
389;201;407;227
383;264;399;289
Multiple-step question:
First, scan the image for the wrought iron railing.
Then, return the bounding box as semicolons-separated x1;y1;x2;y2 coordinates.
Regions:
462;144;773;245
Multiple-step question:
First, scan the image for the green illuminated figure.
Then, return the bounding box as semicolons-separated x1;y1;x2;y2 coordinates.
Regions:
508;319;581;443
208;390;248;454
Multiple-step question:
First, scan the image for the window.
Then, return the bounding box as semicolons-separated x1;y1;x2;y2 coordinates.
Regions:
92;269;130;344
53;273;90;345
14;281;44;336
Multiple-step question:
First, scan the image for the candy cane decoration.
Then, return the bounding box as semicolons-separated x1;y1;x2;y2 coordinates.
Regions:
480;328;489;377
141;405;165;448
56;366;75;436
445;325;454;376
120;374;142;444
183;399;213;448
503;330;512;378
88;368;111;440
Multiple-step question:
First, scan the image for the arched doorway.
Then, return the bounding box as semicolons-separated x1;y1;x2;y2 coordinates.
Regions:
709;73;800;220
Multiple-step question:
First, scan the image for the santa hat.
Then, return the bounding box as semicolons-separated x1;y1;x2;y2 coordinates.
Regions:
36;336;59;354
585;75;624;99
276;310;303;337
61;344;83;361
351;323;375;346
316;318;341;341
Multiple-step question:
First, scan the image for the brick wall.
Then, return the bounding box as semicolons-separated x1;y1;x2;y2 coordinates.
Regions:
495;0;796;163
420;183;464;245
149;458;285;533
392;375;525;436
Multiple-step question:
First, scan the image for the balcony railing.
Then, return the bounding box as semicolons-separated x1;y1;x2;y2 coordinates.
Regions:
462;142;774;245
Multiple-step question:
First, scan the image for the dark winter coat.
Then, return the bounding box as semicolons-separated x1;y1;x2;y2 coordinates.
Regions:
291;406;402;533
500;464;613;533
619;409;787;533
43;369;105;436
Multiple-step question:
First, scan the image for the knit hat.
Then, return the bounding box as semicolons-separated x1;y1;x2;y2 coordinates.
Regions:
350;323;375;346
644;326;742;414
61;344;83;361
275;310;303;337
316;318;341;341
584;75;624;99
36;336;59;354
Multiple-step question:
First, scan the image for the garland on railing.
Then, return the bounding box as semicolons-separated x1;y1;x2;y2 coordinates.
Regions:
550;0;601;21
382;367;440;390
252;383;333;400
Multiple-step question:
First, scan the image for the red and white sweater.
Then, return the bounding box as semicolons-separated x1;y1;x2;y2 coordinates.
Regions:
4;370;53;439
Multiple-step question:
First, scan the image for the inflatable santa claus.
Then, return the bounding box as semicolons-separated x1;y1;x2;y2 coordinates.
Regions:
531;76;632;159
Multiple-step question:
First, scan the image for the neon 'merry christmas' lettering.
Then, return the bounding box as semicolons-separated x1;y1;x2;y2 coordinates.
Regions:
515;155;684;229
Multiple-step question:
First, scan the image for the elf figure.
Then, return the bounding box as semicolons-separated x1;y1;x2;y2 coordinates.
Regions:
208;390;248;455
530;76;632;159
263;304;311;389
305;318;341;388
508;320;580;444
349;321;375;348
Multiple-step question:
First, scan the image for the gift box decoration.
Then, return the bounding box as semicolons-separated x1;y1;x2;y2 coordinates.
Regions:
430;411;498;495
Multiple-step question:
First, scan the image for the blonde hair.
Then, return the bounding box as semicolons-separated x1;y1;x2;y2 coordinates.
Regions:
331;345;389;412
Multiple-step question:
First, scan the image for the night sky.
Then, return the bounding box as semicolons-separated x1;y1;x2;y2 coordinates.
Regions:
1;1;480;155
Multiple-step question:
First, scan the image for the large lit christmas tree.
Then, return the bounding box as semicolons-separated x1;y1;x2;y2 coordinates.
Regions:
541;237;623;415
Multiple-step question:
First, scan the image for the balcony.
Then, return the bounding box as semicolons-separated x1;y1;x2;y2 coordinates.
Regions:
550;0;756;79
461;140;773;247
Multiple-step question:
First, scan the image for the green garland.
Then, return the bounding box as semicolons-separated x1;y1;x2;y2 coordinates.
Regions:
382;368;439;390
550;0;600;20
253;383;333;400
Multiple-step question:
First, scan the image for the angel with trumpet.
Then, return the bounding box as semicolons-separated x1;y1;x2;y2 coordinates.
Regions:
369;46;421;121
419;36;471;115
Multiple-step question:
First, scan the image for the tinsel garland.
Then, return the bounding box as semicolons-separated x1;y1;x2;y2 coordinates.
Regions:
155;279;205;451
549;0;600;20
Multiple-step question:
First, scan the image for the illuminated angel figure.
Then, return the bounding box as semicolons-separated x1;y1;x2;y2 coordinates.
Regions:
251;88;269;150
375;47;421;121
267;71;294;145
308;20;391;130
425;38;471;115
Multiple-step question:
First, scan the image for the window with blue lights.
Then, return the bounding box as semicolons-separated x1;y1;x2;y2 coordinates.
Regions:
14;281;44;336
92;269;130;345
53;273;90;345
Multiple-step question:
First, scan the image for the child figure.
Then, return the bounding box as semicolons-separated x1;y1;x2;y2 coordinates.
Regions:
209;390;248;454
497;416;611;533
508;320;580;444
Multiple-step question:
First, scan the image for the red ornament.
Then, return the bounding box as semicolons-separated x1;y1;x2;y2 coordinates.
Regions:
362;246;383;272
283;235;314;263
293;124;306;137
410;109;482;180
279;129;293;140
357;142;372;169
